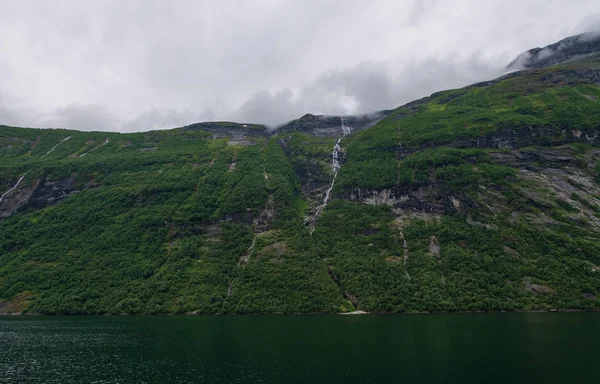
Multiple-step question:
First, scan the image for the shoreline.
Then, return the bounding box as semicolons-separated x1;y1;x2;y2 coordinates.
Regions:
1;308;598;317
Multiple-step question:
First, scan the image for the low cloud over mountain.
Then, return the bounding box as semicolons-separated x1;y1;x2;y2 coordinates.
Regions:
0;1;598;131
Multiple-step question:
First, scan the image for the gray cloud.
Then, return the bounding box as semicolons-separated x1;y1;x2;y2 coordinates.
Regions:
0;104;22;128
233;89;305;126
0;1;598;132
231;55;504;127
577;12;600;33
0;101;119;131
122;108;219;132
41;104;119;131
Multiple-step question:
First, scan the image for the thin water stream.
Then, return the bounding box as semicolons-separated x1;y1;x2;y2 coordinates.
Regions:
311;117;351;231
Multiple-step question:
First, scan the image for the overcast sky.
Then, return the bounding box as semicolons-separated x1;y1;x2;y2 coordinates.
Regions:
0;0;599;131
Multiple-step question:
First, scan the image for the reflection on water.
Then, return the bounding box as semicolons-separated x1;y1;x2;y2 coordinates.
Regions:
1;313;599;383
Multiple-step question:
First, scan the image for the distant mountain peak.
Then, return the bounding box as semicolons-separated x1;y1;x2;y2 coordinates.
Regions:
507;31;600;70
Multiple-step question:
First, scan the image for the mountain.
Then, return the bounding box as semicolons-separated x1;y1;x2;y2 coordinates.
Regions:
507;32;600;70
2;34;600;315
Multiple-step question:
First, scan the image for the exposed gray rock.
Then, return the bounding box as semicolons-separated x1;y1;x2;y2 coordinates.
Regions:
502;245;520;258
0;178;39;219
407;125;600;155
525;278;556;295
429;236;440;259
0;176;81;220
529;283;556;295
277;112;391;138
24;176;79;211
183;122;269;140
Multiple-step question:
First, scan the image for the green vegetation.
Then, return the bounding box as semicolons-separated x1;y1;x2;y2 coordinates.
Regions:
2;57;600;314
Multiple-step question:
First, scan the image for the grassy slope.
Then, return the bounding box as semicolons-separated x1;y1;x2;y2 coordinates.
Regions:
2;59;600;314
326;58;600;312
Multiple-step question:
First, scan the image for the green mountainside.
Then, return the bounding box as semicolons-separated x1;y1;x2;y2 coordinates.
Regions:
2;35;600;314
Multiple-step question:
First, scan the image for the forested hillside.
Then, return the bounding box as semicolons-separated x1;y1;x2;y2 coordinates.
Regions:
2;35;600;315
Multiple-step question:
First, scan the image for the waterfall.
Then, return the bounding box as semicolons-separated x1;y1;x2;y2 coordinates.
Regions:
310;117;351;232
341;116;351;135
0;174;26;204
80;138;109;158
42;136;72;158
1;135;81;206
1;136;107;207
332;138;341;172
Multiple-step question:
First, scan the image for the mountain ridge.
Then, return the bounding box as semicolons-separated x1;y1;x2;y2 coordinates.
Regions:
2;33;600;315
507;31;600;70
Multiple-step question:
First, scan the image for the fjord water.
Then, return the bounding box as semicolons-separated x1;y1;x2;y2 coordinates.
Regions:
1;314;598;383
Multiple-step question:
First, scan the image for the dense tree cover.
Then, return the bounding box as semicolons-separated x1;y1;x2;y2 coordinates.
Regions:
1;58;600;314
313;200;600;312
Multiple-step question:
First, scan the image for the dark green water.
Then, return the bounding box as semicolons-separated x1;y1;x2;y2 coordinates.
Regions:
1;313;598;383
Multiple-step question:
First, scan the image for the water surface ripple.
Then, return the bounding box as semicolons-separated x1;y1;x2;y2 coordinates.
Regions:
1;313;598;383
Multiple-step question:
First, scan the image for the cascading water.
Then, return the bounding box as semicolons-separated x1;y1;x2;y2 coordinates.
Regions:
311;117;351;232
341;116;351;135
80;138;109;158
42;136;72;158
1;136;75;206
332;139;341;172
317;138;341;211
0;174;26;204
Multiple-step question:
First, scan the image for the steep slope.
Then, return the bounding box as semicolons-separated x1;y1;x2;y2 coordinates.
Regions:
2;37;600;314
0;123;354;314
322;55;600;312
507;32;600;70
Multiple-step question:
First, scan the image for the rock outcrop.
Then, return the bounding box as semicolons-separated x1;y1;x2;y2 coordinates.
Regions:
0;176;81;220
277;112;391;138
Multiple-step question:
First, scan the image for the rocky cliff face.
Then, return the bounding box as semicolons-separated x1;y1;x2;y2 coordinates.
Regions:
341;145;600;221
182;112;391;142
406;124;600;154
183;121;268;140
0;178;40;220
0;176;81;220
277;112;391;138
